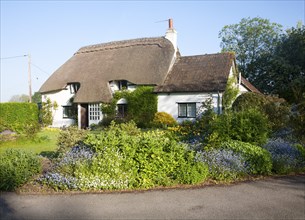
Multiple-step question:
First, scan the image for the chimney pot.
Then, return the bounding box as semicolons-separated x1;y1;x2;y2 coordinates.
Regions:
169;18;173;29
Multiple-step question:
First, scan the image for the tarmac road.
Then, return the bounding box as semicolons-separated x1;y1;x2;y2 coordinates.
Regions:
0;175;304;220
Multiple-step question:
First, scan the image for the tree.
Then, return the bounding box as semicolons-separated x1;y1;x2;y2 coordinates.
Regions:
269;26;305;103
219;17;283;82
32;92;42;104
9;94;30;102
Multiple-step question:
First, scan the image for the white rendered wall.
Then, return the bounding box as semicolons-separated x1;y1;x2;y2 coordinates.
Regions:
157;92;222;123
42;88;75;128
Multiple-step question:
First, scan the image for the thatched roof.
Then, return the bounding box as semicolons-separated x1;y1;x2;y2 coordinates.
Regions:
241;76;261;93
39;37;175;103
154;53;235;93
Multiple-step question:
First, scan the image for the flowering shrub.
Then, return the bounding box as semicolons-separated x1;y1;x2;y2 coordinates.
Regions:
40;122;209;191
153;112;177;128
196;149;249;180
39;145;129;190
216;140;272;175
263;138;305;174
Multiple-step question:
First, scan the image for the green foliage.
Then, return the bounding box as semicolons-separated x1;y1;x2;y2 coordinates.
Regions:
82;122;208;189
9;94;30;103
290;101;305;143
263;26;305;103
101;86;157;128
233;92;266;111
153;112;177;128
263;139;305;174
223;76;239;111
0;102;40;136
57;126;89;154
220;17;304;104
127;86;157;127
233;92;290;132
32;92;42;104
0;149;41;191
219;16;283;82
208;109;269;146
215;140;272;175
40;98;58;127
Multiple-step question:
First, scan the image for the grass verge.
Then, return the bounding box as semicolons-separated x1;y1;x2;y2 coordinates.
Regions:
0;128;60;155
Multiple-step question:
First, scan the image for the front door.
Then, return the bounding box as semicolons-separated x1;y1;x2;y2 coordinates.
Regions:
80;104;88;129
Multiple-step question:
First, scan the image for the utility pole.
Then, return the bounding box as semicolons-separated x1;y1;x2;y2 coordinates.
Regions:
28;54;32;103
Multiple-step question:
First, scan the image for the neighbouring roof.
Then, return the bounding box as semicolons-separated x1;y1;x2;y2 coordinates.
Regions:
154;53;235;93
241;76;261;93
39;37;175;103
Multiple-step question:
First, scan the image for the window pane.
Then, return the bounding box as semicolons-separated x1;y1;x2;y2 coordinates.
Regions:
178;104;187;117
187;103;196;118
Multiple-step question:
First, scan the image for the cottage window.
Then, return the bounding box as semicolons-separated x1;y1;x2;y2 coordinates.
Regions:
178;103;196;118
63;106;76;119
117;104;128;118
89;104;101;121
68;83;80;94
118;80;128;90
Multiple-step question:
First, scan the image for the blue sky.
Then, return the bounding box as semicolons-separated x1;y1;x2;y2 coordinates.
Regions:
1;0;304;102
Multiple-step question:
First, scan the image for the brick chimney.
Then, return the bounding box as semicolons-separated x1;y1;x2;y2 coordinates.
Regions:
165;18;177;53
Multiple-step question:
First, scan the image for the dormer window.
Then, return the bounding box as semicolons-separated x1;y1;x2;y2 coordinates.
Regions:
68;83;80;94
118;80;128;90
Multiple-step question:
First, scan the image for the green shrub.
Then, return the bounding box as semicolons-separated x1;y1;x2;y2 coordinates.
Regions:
222;76;239;111
40;98;58;127
290;102;305;143
232;92;267;112
127;86;157;128
233;93;290;132
0;103;40;135
153;112;177;128
209;109;269;146
57;126;88;154
0;149;41;191
101;86;157;128
42;122;208;190
216;140;272;175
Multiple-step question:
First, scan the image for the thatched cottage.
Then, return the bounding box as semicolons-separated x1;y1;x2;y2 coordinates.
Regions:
39;19;259;128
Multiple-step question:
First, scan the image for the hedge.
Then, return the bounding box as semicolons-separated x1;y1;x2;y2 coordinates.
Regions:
0;102;39;134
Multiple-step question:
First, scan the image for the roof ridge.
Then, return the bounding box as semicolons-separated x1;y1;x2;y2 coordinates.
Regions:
75;37;166;55
180;52;234;59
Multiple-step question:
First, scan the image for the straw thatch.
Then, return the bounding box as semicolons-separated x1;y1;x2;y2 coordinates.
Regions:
241;76;261;93
39;37;175;103
154;53;235;93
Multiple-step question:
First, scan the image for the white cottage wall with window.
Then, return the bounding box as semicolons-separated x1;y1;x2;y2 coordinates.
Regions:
42;87;75;128
157;93;222;123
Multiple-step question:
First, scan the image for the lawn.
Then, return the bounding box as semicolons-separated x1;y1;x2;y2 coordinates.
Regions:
0;128;60;155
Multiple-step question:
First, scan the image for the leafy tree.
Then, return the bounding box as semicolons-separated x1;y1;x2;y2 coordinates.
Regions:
219;17;283;82
9;94;30;102
32;92;42;104
263;26;305;103
219;17;305;104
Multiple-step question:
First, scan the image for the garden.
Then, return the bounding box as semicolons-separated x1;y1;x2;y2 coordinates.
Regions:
0;91;305;192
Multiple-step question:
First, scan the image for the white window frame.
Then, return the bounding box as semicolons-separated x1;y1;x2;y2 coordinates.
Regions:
178;103;196;118
89;104;101;122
